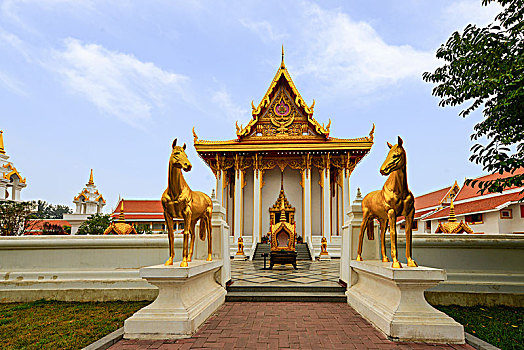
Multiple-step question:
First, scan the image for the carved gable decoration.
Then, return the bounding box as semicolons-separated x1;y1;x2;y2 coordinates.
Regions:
236;56;330;140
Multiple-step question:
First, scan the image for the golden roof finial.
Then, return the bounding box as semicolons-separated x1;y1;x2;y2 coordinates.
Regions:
0;130;5;155
281;44;285;68
448;196;457;222
87;169;94;186
118;199;125;222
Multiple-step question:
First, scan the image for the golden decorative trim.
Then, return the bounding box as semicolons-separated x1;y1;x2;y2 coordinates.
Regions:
192;127;199;143
236;53;329;139
2;163;27;184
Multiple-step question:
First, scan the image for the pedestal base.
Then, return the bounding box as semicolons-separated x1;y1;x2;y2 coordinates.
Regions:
124;260;226;340
347;260;464;344
233;253;247;261
319;253;331;261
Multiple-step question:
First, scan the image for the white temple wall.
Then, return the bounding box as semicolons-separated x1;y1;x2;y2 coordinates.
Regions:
242;169;254;237
500;203;524;233
261;168;282;237
283;168;303;237
311;169;321;236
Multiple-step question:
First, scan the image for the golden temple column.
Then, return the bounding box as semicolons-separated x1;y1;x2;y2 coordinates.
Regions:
250;154;262;259
320;154;331;260
302;154;314;260
342;154;351;223
233;154;246;260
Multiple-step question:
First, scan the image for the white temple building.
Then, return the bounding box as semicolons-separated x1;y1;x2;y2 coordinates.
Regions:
0;130;27;201
194;52;374;258
63;169;106;234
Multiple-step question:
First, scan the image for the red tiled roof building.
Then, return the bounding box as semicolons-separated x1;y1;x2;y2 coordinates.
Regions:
397;169;524;234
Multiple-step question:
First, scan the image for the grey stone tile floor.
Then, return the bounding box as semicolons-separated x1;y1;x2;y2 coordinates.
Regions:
230;259;341;287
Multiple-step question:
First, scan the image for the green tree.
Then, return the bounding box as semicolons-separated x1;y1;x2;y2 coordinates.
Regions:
33;200;73;219
134;224;153;234
76;214;111;235
0;201;37;236
423;0;523;195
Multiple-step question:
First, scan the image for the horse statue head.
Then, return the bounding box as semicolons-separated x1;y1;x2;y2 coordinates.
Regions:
170;138;192;172
380;136;406;176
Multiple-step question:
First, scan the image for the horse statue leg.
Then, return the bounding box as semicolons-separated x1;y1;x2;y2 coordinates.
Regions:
188;220;197;262
180;206;192;267
205;208;212;261
356;211;371;261
378;217;390;262
164;211;175;265
404;209;418;267
387;209;402;268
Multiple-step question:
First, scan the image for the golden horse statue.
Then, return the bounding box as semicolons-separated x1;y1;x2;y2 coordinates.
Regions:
357;136;418;268
161;139;213;267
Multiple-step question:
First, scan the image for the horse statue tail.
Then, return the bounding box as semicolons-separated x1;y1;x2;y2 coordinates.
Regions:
367;219;374;240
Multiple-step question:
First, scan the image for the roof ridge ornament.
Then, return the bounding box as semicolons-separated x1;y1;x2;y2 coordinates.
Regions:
87;169;94;186
281;44;285;68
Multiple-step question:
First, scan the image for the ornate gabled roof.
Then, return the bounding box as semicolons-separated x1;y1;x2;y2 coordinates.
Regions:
435;221;474;234
2;163;26;184
194;49;374;157
235;47;329;140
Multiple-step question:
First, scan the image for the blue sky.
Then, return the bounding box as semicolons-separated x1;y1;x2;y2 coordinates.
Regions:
0;0;501;211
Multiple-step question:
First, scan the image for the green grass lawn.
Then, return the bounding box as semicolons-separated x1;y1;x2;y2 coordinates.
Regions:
0;300;149;350
436;305;523;350
1;301;522;349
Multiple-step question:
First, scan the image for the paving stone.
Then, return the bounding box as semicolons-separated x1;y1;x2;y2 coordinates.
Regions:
108;302;476;349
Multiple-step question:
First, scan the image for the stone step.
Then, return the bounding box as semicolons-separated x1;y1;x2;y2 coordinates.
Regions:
227;285;345;293
252;243;311;260
226;291;346;302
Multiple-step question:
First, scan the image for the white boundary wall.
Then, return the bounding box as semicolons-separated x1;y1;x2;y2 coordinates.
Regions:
0;199;231;303
386;233;524;306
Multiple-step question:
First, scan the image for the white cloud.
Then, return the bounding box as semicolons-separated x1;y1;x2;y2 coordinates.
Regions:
50;38;188;128
211;88;248;122
0;71;25;95
294;3;436;95
443;0;502;29
240;19;285;43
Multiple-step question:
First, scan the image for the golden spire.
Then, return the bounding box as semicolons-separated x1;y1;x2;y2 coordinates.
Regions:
281;44;285;68
0;130;5;155
118;199;125;222
87;169;94;186
448;196;457;222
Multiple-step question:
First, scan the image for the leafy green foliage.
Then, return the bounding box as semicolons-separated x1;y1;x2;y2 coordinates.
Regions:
437;305;523;349
423;0;524;195
41;222;68;235
32;200;72;219
0;200;37;236
134;223;153;234
76;213;111;235
0;300;148;350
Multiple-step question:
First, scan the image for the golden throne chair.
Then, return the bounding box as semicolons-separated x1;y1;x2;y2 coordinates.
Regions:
269;189;297;269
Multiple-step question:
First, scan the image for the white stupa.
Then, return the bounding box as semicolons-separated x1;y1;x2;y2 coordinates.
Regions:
0;130;27;201
63;169;106;234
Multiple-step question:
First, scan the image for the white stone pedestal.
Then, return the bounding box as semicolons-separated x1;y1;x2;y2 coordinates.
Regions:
124;260;226;340
347;260;464;344
233;253;247;261
319;253;331;261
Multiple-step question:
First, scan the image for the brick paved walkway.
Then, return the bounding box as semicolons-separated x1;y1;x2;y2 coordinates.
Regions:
109;302;474;349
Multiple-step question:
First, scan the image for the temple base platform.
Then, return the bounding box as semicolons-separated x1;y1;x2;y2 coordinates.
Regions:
124;260;225;340
347;260;464;344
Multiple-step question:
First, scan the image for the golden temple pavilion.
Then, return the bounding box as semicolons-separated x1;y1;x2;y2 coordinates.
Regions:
194;49;374;258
